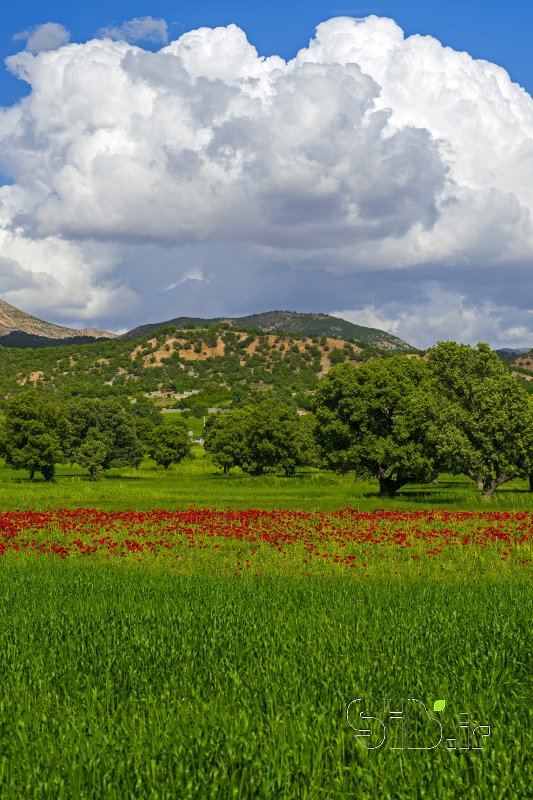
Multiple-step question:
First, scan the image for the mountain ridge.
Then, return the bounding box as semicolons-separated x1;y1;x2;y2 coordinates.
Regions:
121;310;413;352
0;298;116;344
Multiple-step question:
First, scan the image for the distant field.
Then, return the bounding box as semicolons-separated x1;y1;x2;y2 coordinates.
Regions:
164;413;205;438
0;444;531;798
0;445;533;512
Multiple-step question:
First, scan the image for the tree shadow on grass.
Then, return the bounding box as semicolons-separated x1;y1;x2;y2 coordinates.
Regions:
99;474;144;481
360;490;461;505
12;473;144;483
495;488;533;495
434;480;473;488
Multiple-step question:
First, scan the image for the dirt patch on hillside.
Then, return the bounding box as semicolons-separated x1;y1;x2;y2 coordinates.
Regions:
130;335;227;367
512;370;533;381
318;339;360;375
127;331;366;372
245;339;259;355
245;334;280;355
18;371;44;385
130;338;158;362
178;336;225;362
513;357;533;370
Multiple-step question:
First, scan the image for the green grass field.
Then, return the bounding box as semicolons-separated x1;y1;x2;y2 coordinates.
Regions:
1;446;533;512
0;447;531;798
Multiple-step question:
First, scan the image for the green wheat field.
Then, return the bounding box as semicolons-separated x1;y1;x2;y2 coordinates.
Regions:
0;450;531;798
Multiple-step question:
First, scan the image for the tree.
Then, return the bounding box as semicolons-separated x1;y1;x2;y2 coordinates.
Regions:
204;412;246;476
294;413;323;468
76;437;108;481
66;398;143;478
423;342;533;498
204;403;303;477
148;423;191;469
0;389;68;481
135;417;161;452
187;398;209;418
239;402;302;477
131;400;163;454
313;357;436;497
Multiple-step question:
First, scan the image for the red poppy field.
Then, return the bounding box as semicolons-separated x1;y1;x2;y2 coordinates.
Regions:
0;503;531;798
1;506;531;577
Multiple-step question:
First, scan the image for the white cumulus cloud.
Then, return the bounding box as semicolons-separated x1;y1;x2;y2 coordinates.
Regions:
1;24;447;253
1;15;533;344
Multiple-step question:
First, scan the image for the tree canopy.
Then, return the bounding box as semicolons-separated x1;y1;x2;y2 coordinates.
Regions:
65;398;144;479
423;342;533;497
148;422;191;469
204;402;304;476
313;356;436;497
0;389;68;481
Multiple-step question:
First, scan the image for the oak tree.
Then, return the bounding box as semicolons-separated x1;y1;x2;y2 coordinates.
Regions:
0;389;68;481
424;342;533;498
313;357;436;497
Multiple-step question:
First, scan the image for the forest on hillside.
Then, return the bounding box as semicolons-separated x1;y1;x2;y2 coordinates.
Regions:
1;343;533;500
0;323;401;411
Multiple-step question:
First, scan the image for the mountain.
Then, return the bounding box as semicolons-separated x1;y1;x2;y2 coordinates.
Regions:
0;298;116;346
121;310;414;352
504;350;533;385
496;348;531;354
0;320;418;409
495;347;532;364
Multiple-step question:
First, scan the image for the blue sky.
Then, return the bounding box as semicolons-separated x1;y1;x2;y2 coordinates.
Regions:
1;2;533;346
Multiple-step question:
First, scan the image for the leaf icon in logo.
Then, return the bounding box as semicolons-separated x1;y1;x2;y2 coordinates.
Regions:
433;700;446;712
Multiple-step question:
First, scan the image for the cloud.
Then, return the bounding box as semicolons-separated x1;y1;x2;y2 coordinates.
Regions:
98;17;168;44
0;216;138;328
333;285;533;349
164;268;209;291
2;16;533;344
12;22;70;53
2;25;446;253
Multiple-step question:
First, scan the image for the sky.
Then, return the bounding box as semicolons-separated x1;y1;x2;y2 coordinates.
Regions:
1;1;533;347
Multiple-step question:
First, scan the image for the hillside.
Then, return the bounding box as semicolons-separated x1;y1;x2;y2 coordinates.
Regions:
0;298;116;345
495;348;531;364
506;350;533;383
0;323;413;410
122;310;412;351
2;314;531;408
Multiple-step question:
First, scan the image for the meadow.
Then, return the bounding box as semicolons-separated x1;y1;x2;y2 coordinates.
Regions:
0;447;531;798
4;446;533;513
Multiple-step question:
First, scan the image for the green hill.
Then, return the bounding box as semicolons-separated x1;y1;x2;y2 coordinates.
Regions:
0;321;418;411
122;310;412;351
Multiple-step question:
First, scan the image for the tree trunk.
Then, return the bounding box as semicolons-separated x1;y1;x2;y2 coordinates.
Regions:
224;466;229;477
41;464;55;482
431;470;439;485
529;474;533;493
481;473;510;500
467;471;484;491
29;470;34;481
377;472;404;498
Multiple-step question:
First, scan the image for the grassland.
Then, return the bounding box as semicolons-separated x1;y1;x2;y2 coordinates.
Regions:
0;448;531;798
1;446;533;513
